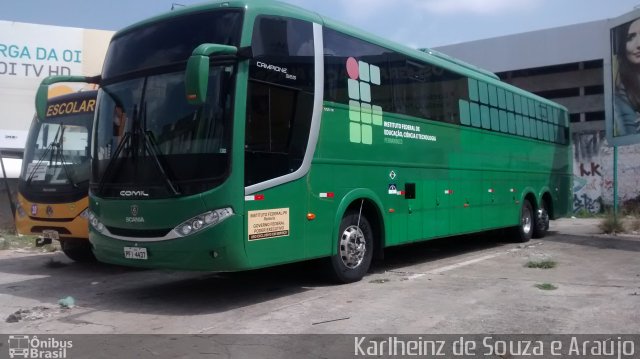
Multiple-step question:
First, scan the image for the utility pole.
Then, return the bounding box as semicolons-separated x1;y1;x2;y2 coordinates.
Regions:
613;146;618;220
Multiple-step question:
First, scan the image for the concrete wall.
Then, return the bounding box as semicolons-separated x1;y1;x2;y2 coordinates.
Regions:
572;132;640;213
573;131;606;213
436;20;609;74
599;142;640;210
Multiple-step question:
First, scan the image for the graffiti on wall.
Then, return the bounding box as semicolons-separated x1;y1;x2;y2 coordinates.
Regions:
573;131;605;213
600;144;640;207
572;130;640;213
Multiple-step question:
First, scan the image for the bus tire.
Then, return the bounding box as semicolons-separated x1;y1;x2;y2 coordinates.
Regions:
327;211;373;284
533;202;549;239
514;200;534;243
61;238;96;262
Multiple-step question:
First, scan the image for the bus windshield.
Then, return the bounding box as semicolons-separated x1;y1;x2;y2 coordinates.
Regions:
102;9;242;80
91;9;242;199
92;68;234;198
21;99;94;189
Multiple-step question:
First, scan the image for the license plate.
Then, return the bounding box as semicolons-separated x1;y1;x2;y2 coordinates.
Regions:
42;230;59;240
124;247;148;260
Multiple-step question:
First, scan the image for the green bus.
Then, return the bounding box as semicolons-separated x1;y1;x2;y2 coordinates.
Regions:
35;0;572;283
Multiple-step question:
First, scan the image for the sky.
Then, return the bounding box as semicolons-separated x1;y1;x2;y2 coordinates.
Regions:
2;0;640;48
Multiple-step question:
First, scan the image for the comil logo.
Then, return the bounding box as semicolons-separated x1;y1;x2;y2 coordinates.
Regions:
119;190;149;197
8;335;72;358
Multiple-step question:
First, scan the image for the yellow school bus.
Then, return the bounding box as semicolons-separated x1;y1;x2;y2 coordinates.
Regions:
15;90;97;261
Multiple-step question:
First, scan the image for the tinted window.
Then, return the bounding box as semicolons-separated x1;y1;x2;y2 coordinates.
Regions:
92;69;234;198
390;56;468;124
468;78;479;101
488;84;498;107
103;10;242;79
245;82;314;186
245;17;315;186
323;27;392;110
479;82;489;104
325;28;468;125
323;28;569;144
251;16;314;92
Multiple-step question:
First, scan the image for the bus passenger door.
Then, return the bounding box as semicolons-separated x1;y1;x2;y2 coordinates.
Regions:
244;183;307;268
243;15;316;267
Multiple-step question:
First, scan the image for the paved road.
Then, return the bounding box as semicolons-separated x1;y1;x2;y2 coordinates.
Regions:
0;219;639;334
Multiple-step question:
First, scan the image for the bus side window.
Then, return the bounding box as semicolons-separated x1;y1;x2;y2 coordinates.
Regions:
389;55;467;124
245;16;315;187
322;27;392;111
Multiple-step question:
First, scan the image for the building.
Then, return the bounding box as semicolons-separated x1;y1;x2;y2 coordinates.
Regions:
0;21;113;178
0;21;113;228
436;16;640;214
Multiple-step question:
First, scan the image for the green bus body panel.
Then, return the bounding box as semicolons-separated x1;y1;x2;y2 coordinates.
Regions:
91;214;247;271
90;0;572;271
88;177;249;270
313;103;571;247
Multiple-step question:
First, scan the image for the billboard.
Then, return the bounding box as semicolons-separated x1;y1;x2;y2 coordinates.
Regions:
607;9;640;146
0;21;113;177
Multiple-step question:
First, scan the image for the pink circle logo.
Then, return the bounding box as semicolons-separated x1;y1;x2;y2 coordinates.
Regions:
346;57;359;80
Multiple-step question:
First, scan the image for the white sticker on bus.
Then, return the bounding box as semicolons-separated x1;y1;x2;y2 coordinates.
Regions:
247;208;290;241
25;162;47;181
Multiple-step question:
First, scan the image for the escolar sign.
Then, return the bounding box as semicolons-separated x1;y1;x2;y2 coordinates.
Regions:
46;98;96;118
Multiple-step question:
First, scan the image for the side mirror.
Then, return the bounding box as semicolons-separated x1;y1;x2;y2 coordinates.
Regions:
185;44;238;105
35;75;100;119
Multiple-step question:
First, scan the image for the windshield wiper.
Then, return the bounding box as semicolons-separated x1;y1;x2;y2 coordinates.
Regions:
26;124;78;188
51;125;79;188
140;101;180;195
97;123;132;195
26;124;63;186
97;101;180;196
27;123;78;188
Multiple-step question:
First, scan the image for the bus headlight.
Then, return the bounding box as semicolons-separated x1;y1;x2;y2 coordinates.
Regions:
80;208;90;219
87;210;107;234
174;208;233;237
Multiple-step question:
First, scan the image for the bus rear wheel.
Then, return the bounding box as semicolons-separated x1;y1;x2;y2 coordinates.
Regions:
327;211;373;284
514;200;533;243
533;202;549;238
61;238;96;262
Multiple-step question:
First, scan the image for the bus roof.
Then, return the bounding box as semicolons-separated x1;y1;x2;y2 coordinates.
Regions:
113;0;566;111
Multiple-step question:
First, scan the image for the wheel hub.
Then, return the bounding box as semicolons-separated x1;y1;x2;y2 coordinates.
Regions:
339;225;366;269
522;206;532;234
537;208;549;231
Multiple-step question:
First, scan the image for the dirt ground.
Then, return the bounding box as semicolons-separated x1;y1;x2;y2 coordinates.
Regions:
0;218;638;335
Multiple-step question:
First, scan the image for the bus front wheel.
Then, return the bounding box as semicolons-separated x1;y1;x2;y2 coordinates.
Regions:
61;238;96;262
327;211;373;284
